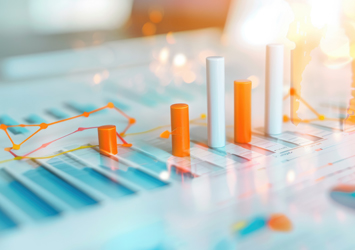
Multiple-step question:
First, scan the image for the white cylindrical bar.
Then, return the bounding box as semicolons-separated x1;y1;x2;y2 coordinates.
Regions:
265;44;284;135
206;56;225;148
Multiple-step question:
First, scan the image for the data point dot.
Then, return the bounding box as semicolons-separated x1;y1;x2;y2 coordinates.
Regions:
40;123;48;129
107;102;114;108
83;112;90;118
290;88;296;96
283;115;289;123
13;144;20;150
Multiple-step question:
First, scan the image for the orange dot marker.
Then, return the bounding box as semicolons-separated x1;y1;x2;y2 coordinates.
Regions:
234;80;252;143
267;214;292;232
332;184;355;193
171;103;190;157
160;130;171;139
40;123;48;129
98;125;118;155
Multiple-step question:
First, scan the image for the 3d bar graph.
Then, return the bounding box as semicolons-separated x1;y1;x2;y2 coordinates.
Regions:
98;125;118;155
171;103;190;157
234;80;252;143
206;56;226;148
265;44;284;135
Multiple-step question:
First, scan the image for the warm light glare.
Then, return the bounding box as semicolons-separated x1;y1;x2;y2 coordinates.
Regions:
150;10;163;24
287;170;295;183
159;47;169;63
173;54;187;67
93;73;102;84
182;71;196;84
142;22;156;36
241;1;292;45
247;75;259;89
159;171;170;180
166;32;176;44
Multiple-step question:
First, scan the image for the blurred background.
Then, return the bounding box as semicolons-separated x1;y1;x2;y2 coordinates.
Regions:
0;0;231;59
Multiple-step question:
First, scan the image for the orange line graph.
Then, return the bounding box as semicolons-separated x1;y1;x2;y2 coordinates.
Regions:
283;88;342;124
0;102;136;151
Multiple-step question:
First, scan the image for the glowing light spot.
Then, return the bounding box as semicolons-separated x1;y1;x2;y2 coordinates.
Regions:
93;73;102;84
318;115;325;120
287;170;295;183
173;54;187;67
166;32;176;44
159;171;170;180
149;10;163;23
142;22;156;36
159;47;169;63
102;70;110;79
72;40;86;50
182;71;196;84
241;2;292;45
247;75;260;89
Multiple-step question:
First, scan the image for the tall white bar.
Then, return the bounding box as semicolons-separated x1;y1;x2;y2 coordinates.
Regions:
206;56;225;148
265;44;284;135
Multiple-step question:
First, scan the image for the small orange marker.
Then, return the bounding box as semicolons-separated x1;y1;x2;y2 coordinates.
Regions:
234;80;252;143
171;103;190;157
267;214;292;232
98;125;118;155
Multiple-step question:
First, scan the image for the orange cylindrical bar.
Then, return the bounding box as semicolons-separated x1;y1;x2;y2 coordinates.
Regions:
234;80;252;143
171;103;190;157
98;125;118;155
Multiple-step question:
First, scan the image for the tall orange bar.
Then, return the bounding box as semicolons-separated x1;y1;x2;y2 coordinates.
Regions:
234;80;252;143
98;125;118;155
171;103;190;157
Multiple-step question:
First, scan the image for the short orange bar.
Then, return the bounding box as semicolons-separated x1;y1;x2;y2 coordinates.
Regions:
234;80;252;143
98;125;118;155
171;103;190;157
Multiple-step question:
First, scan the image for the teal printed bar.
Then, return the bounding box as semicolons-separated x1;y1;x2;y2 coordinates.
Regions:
67;102;105;114
0;208;17;231
48;158;135;199
0;170;59;220
107;100;129;111
47;108;70;119
25;114;47;124
0;115;29;135
24;167;98;209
